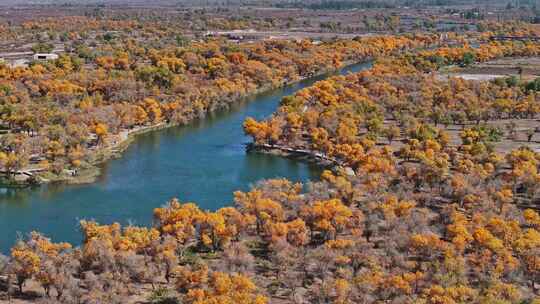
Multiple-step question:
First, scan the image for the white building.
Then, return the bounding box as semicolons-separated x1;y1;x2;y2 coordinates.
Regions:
33;53;59;61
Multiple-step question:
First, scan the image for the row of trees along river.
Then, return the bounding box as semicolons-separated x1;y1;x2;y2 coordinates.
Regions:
0;61;372;253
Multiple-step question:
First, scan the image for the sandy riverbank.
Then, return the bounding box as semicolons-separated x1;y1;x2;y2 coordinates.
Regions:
246;142;357;177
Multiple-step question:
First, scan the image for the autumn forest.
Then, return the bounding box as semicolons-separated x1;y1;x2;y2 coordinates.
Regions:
0;1;540;304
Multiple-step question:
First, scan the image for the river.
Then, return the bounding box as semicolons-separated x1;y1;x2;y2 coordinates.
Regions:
0;61;372;253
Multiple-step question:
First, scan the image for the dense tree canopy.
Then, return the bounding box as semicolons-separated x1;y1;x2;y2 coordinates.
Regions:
0;31;435;180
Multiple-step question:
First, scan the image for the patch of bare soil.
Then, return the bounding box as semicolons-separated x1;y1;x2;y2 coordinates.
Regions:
446;56;540;82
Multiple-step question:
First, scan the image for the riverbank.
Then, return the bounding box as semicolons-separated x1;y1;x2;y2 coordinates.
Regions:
246;143;357;176
246;143;341;166
1;58;362;252
18;59;371;186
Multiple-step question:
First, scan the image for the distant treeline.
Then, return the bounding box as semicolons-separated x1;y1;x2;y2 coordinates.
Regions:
7;0;530;9
276;0;514;10
276;0;396;9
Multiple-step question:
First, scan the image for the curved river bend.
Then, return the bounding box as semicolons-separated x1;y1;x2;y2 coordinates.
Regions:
0;62;371;252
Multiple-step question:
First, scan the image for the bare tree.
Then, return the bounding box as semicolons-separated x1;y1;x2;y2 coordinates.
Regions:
221;242;255;274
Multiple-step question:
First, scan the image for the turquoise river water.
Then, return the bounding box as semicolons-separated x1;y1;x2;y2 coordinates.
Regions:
0;62;371;252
